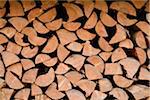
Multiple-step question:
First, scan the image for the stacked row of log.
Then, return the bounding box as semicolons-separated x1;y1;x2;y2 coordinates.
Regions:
0;0;149;100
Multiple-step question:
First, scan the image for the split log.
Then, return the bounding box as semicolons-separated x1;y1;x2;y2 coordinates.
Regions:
63;3;83;22
104;63;123;75
84;64;103;80
66;89;86;100
65;71;83;86
38;8;56;23
8;17;28;32
56;29;77;45
64;54;85;71
55;63;70;75
45;82;65;99
45;18;62;31
35;68;55;87
63;22;81;31
76;79;96;97
98;78;113;92
109;88;129;100
76;28;96;41
119;57;140;78
90;90;107;100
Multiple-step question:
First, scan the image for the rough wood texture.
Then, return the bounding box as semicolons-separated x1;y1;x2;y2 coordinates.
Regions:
0;0;149;100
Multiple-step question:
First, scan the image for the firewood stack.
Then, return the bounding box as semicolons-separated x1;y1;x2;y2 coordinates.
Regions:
0;0;149;100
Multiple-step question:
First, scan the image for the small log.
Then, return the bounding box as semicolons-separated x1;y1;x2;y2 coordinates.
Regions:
0;27;16;39
83;1;94;18
38;8;56;23
119;39;134;49
22;68;38;83
31;84;42;96
76;28;96;41
135;31;147;49
109;24;127;44
98;78;113;92
100;11;117;27
57;44;70;62
99;52;112;62
35;68;55;87
22;26;37;38
138;67;150;80
33;20;49;34
35;54;51;64
87;55;104;73
14;32;29;46
65;71;83;86
119;57;140;78
57;75;72;91
135;47;146;64
110;1;136;16
8;17;28;32
136;21;150;36
43;57;58;67
95;20;108;37
63;3;83;22
5;71;24;89
98;37;113;52
42;35;58;53
83;12;97;29
131;0;147;9
28;35;47;46
55;63;70;75
1;88;14;100
21;0;36;12
67;42;83;52
64;54;85;71
27;8;43;22
109;88;129;100
94;0;108;13
45;82;65;99
117;12;137;26
104;63;123;75
84;64;103;80
90;90;107;100
14;88;30;100
0;34;8;45
76;79;96;97
63;22;81;31
40;0;57;10
21;46;38;58
45;18;62;31
1;51;20;67
21;59;35;70
82;41;100;56
8;1;24;17
127;85;150;100
56;29;77;45
7;63;22;79
111;48;127;62
6;42;22;54
113;75;133;88
66;89;86;100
